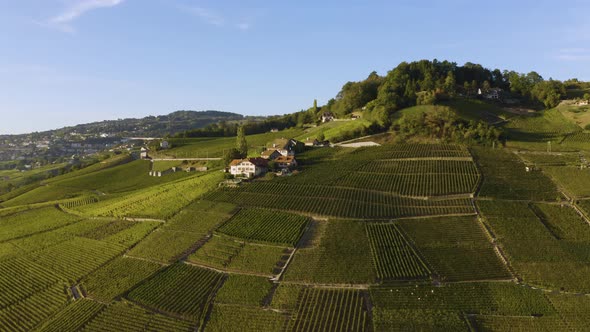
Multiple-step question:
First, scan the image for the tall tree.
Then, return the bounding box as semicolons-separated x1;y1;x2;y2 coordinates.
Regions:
236;125;248;157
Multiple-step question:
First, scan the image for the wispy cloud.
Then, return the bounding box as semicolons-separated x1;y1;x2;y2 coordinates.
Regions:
236;22;251;31
42;0;125;32
556;48;590;61
181;6;225;26
179;5;261;31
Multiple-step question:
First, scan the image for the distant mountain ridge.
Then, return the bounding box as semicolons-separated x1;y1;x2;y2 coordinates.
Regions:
1;110;245;139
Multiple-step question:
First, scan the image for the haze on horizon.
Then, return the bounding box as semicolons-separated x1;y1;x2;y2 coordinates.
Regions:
1;0;589;135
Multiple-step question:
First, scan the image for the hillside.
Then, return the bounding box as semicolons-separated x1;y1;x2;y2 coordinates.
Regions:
2;60;590;331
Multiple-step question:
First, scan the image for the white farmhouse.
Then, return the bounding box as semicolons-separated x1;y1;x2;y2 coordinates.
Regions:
229;158;268;178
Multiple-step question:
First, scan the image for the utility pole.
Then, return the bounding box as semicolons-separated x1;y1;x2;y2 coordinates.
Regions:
547;141;551;153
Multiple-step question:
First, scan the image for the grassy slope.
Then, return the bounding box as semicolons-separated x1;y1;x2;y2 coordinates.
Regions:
2;160;189;207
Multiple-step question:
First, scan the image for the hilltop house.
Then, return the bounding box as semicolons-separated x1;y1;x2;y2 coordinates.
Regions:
261;149;281;160
305;138;330;147
229;158;268;178
485;88;502;100
274;156;298;169
271;138;301;157
321;112;335;123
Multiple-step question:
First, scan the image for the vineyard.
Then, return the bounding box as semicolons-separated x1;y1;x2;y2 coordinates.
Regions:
366;223;430;280
544;166;590;198
82;257;162;302
127;263;224;321
37;299;105;332
9;219;113;253
517;152;581;165
284;220;376;284
287;288;371;332
3;136;590;331
0;284;69;332
188;235;286;275
30;237;126;281
205;304;287;332
0;256;65;307
59;196;99;209
207;184;475;219
339;160;479;196
0;206;81;242
75;171;223;219
214;274;272;306
471;147;560;201
398;216;511;281
82;301;194;332
127;229;203;264
370;282;555;315
217;208;309;246
478;200;590;292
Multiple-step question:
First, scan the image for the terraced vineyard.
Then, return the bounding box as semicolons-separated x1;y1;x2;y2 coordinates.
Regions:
30;237;126;281
478;200;590;292
3;139;590;331
207;184;475;219
76;171;223;219
37;299;105;332
398;216;511;282
366;223;430;280
188;235;286;275
206;304;287;332
0;284;69;332
83;301;194;332
472;147;560;201
217;208;309;246
340;160;480;196
82;257;162;302
127;263;224;321
287;288;371;332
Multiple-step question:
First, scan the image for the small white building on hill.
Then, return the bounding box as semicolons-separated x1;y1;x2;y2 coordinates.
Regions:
229;158;268;178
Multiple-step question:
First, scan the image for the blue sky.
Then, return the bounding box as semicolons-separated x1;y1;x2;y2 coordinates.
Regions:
1;0;589;134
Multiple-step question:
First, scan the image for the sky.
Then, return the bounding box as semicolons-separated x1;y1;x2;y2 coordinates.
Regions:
0;0;589;134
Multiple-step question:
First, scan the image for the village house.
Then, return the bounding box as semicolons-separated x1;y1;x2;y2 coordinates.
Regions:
261;149;282;160
577;100;589;106
274;155;298;169
271;138;299;157
140;147;150;159
229;158;268;178
484;88;502;100
305;138;330;147
321;112;335;123
160;140;170;149
270;128;280;133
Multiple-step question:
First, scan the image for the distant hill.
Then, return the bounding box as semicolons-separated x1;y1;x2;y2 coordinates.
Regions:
52;110;245;138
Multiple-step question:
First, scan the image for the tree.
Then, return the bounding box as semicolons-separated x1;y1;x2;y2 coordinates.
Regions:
236;125;248;157
317;131;325;142
463;81;471;95
482;80;491;93
444;71;456;96
584;93;590;101
223;148;242;165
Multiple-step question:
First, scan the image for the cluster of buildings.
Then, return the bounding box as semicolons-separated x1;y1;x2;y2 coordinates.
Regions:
229;138;302;178
0;132;126;163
